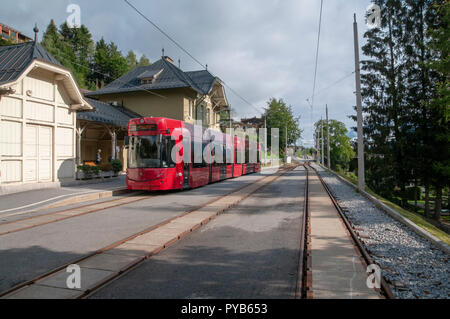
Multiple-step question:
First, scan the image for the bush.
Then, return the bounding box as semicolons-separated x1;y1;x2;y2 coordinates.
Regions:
111;159;123;173
98;163;113;172
77;165;99;177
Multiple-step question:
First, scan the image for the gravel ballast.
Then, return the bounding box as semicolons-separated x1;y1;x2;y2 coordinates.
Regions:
311;164;449;299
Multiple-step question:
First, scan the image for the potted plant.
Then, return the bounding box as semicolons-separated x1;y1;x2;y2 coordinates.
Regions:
111;159;123;177
76;164;100;180
98;163;114;178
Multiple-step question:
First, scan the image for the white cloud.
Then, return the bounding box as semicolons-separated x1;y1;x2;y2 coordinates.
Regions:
3;0;374;146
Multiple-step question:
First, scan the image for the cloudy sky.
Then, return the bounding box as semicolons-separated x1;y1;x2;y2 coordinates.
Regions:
2;0;374;146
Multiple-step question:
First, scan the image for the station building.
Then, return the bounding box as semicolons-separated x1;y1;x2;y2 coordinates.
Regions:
86;56;230;131
0;40;138;194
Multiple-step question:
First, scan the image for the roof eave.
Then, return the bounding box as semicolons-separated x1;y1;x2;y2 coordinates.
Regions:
0;59;93;111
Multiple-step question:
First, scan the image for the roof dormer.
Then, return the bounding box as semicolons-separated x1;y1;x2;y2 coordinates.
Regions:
137;69;163;85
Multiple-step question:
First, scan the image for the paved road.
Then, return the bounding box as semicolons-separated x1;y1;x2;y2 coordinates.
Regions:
89;167;306;299
0;173;268;293
0;176;127;215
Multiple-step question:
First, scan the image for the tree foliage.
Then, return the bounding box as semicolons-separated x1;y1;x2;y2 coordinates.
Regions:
359;0;449;219
315;119;355;171
264;98;302;156
40;20;150;90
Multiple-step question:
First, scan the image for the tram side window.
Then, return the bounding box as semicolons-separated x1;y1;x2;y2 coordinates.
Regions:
161;136;176;168
235;146;243;164
192;141;206;168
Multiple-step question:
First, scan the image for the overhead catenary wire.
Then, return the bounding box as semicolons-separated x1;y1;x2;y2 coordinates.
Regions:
123;0;264;116
49;48;167;99
306;71;355;102
308;0;324;143
310;0;324;112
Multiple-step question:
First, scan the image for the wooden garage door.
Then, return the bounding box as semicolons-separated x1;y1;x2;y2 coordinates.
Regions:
24;125;52;182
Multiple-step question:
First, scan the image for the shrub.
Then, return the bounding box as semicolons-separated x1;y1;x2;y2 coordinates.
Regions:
98;163;113;172
111;159;123;173
77;164;99;177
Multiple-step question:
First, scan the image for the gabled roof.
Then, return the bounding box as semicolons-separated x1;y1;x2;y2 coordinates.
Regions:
0;41;62;86
185;70;217;94
86;57;217;97
78;98;142;127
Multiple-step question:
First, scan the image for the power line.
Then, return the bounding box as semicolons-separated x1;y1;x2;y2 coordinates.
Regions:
310;0;324;112
49;48;167;99
306;71;355;103
123;0;264;116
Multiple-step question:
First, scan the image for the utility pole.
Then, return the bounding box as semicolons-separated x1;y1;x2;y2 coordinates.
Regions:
229;108;233;164
353;14;365;190
285;126;288;156
326;105;330;169
316;126;320;163
264;116;267;166
321;117;324;166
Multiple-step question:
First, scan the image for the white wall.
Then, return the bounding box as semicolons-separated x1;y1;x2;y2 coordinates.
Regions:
0;68;77;186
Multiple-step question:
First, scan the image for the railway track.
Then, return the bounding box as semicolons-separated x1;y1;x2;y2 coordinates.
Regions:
0;170;282;237
0;165;297;299
0;192;152;236
295;164;309;299
305;163;394;299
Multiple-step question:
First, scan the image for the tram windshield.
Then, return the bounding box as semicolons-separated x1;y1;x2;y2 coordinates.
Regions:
128;135;175;169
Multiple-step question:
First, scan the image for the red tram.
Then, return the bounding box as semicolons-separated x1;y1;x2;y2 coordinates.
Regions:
126;117;261;191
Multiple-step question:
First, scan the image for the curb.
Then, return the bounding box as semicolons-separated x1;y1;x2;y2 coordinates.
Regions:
316;164;450;255
44;188;131;210
2;188;130;218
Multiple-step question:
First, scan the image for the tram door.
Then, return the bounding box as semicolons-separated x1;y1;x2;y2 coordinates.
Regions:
183;163;190;189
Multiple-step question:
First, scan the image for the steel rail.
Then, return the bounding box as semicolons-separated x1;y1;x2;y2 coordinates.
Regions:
0;193;150;236
295;164;309;299
0;166;296;299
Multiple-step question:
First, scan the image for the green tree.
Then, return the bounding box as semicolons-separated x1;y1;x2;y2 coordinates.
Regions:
425;0;449;220
264;98;302;156
91;38;129;88
126;50;138;69
58;22;94;88
360;0;415;203
315;120;355;171
137;54;150;67
41;20;81;82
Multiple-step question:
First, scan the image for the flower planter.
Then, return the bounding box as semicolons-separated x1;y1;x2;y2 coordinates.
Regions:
76;171;100;180
76;171;96;180
100;171;114;178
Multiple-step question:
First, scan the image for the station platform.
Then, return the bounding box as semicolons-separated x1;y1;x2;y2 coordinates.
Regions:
0;175;127;219
308;171;380;299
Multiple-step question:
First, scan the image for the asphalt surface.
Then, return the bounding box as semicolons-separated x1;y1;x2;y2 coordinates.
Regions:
0;172;269;293
0;175;127;215
89;167;306;299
